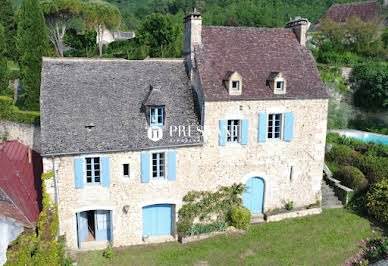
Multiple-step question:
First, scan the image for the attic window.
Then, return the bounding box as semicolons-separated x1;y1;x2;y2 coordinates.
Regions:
232;81;240;91
276;81;284;91
150;106;164;127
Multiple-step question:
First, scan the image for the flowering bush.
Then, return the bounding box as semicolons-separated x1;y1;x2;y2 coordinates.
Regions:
345;237;388;265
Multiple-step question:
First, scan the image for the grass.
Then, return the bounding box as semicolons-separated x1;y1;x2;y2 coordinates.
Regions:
76;209;375;266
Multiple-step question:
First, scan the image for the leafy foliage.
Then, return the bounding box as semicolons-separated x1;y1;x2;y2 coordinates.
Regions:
17;0;49;110
177;183;245;234
366;180;388;225
83;1;122;56
346;236;388;265
284;200;294;211
103;242;115;260
63;28;98;57
186;221;227;236
0;24;8;95
326;144;361;167
349;119;388;136
0;96;40;125
335;166;368;192
0;0;17;60
40;0;83;57
351;62;388;111
229;206;251;230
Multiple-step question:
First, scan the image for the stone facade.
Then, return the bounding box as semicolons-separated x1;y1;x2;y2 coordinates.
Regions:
0;120;41;152
43;97;328;250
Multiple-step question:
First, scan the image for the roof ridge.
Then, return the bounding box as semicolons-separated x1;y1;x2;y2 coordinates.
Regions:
203;25;292;31
43;57;184;62
331;1;378;6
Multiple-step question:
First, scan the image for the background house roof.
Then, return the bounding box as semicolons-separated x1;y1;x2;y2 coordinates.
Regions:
319;1;379;23
0;141;42;226
195;26;327;101
40;58;201;156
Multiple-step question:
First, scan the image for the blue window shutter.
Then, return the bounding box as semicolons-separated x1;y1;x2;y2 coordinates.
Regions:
101;157;110;187
141;153;150;183
258;113;267;142
241;119;249;145
284;112;294;142
167;151;176;180
219;120;227;146
74;158;84;189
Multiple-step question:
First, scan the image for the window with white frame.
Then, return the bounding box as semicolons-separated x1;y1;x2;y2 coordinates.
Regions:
85;157;101;184
227;120;240;143
123;164;129;177
152;152;165;179
150;107;164;126
276;81;284;91
231;80;240;91
268;114;282;139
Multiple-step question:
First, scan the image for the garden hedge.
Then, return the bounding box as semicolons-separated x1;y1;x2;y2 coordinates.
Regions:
334;166;368;192
0;96;40;125
366;181;388;225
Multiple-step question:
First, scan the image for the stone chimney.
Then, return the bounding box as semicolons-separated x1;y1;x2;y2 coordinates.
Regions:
286;17;310;47
183;9;202;78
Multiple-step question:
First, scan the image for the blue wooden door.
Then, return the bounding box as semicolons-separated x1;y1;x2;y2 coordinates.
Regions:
243;177;265;214
95;210;111;241
142;204;172;236
77;211;88;248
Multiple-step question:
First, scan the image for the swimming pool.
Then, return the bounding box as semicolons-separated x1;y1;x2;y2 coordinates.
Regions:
331;130;388;145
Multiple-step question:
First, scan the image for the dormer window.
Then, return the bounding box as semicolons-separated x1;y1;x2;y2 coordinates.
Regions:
232;81;240;91
224;71;242;96
150;106;164;126
268;71;286;95
276;81;284;91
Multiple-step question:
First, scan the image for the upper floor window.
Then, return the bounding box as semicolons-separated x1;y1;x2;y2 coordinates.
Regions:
152;152;165;179
268;114;282;139
276;81;284;91
86;157;100;184
123;163;129;177
150;107;164;126
232;81;240;91
227;119;240;143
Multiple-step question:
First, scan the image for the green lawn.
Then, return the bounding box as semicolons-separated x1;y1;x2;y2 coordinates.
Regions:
76;209;373;266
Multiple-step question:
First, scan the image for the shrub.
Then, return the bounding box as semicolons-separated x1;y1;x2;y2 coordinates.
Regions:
358;156;388;184
0;96;40;125
186;221;227;236
335;166;368;191
346;237;388;265
103;242;115;260
326;144;361;167
284;200;294;210
366;181;388;225
229;206;251;230
326;133;342;144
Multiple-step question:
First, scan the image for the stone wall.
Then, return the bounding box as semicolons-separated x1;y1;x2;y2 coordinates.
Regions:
43;97;328;250
0;121;41;152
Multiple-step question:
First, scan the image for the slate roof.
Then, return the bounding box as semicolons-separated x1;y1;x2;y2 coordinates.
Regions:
319;1;380;23
0;141;42;226
40;58;201;155
195;26;327;100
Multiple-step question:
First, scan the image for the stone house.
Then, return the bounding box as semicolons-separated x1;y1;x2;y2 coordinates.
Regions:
40;12;328;250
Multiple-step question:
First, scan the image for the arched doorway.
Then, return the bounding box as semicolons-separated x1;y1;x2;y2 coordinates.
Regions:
243;177;265;214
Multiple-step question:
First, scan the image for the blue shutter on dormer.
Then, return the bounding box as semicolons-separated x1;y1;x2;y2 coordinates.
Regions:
101;157;110;187
219;120;227;146
167;151;176;181
258;113;267;142
74;158;84;189
241;119;248;145
141;153;150;183
284;112;294;142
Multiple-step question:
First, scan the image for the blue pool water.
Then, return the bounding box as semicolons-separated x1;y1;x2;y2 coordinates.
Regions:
345;133;388;145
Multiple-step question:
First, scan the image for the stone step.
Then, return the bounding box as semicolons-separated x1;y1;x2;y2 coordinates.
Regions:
322;198;343;206
322;190;336;196
323;194;340;201
251;214;265;224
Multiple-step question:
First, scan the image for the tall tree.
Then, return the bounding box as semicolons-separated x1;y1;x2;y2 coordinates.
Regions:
0;0;17;60
17;0;49;110
40;0;82;57
136;13;181;58
0;24;8;95
83;1;122;57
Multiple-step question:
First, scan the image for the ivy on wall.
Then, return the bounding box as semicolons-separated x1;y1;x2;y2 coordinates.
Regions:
5;171;69;266
177;183;245;234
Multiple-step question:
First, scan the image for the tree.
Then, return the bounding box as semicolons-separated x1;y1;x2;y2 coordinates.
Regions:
382;27;388;49
351;62;388;111
40;0;82;57
17;0;49;110
0;0;17;60
136;13;181;58
83;1;122;57
0;24;8;95
63;28;97;57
